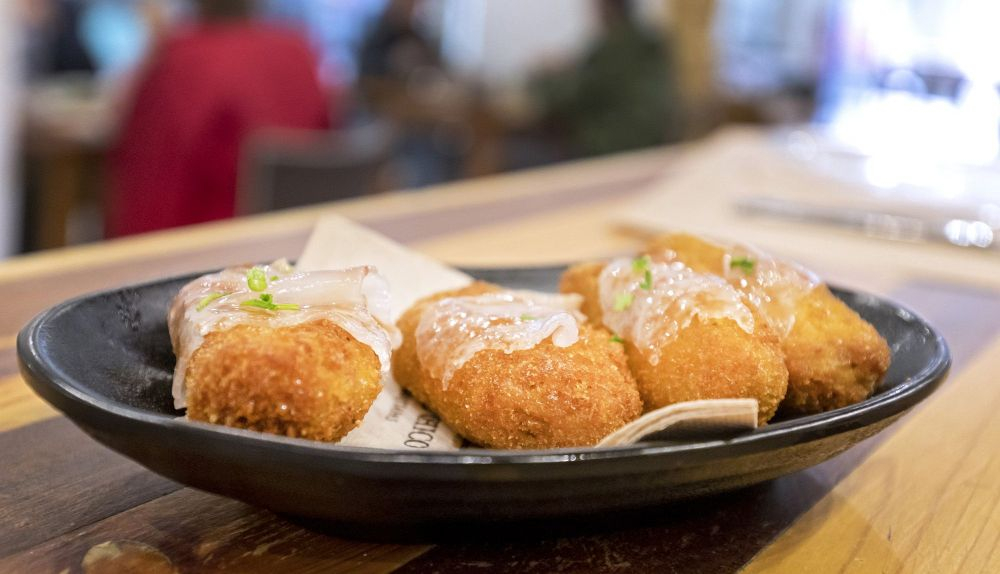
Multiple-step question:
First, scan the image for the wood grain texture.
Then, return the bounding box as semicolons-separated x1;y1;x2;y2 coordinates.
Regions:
395;465;879;574
414;198;648;267
0;487;430;574
0;171;655;336
0;346;18;378
0;417;180;558
743;335;1000;573
0;375;59;431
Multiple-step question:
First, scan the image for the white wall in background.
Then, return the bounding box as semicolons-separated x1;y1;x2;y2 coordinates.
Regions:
440;0;670;88
0;0;20;257
441;0;598;87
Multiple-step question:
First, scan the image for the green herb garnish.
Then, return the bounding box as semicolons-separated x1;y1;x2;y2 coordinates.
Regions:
633;255;653;289
632;255;651;273
242;268;297;310
639;269;653;290
247;267;268;292
613;292;634;311
520;314;537;321
195;292;225;311
610;334;625;344
730;256;755;274
241;292;299;311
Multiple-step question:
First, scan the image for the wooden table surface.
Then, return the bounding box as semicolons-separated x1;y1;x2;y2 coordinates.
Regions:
2;140;1000;573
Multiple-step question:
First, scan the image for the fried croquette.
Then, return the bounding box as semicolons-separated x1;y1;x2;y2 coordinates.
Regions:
644;233;891;415
559;261;789;425
185;319;382;441
170;263;398;441
393;282;643;449
778;287;891;414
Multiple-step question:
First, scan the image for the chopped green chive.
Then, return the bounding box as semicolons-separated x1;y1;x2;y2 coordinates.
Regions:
241;293;299;311
247;267;268;292
242;267;297;310
730;256;755;274
632;255;651;273
610;334;625;344
613;292;634;311
520;314;537;321
195;292;225;311
640;269;653;290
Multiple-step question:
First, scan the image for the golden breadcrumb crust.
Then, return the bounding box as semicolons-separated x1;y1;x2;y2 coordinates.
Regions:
185;320;381;441
560;262;789;425
645;233;891;414
778;286;891;414
393;282;642;449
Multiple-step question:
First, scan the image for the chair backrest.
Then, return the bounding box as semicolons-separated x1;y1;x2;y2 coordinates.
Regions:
240;121;393;213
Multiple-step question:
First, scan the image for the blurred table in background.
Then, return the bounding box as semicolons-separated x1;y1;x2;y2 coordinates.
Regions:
2;129;1000;572
22;75;116;250
20;76;392;252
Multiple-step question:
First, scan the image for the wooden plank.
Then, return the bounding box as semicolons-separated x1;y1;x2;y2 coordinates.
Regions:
365;174;655;247
414;199;648;267
0;375;59;431
742;335;1000;573
0;173;654;336
0;149;668;286
0;488;431;573
0;346;17;379
394;460;880;574
0;417;180;558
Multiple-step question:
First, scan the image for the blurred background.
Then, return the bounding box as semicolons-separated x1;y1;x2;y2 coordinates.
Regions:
2;0;999;256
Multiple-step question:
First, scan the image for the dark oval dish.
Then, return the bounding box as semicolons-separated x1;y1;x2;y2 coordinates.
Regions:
17;266;949;531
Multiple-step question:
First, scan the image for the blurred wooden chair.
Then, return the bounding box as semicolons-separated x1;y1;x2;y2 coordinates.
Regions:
239;121;393;213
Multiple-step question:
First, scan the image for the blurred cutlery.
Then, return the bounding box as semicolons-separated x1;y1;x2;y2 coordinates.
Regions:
736;196;998;250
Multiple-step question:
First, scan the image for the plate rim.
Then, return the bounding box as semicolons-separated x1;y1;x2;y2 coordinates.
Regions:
16;266;951;471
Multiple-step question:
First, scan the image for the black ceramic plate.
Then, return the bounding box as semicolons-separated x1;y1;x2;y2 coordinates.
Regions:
18;266;949;531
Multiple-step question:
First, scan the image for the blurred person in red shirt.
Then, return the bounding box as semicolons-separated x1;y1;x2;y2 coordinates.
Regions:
106;0;332;237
